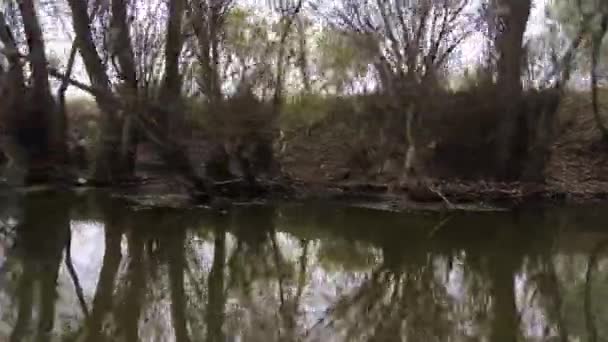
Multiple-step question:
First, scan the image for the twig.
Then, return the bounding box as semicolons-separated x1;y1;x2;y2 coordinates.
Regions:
428;184;454;209
427;215;453;238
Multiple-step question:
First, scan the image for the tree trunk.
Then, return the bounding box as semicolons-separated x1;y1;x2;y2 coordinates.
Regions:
47;69;215;199
35;196;70;342
17;1;65;182
188;0;222;104
487;226;523;342
66;0;128;183
0;11;25;99
591;15;608;141
296;16;311;94
169;229;190;342
85;215;123;341
120;231;145;342
494;0;532;180
111;0;139;177
10;260;34;342
206;228;226;342
160;0;185;138
0;12;27;181
10;193;71;341
65;0;113;99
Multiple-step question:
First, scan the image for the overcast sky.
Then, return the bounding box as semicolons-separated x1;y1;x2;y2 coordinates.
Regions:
30;0;550;98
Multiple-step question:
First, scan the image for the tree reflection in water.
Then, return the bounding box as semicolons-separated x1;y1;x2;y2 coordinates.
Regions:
9;191;70;342
0;193;608;341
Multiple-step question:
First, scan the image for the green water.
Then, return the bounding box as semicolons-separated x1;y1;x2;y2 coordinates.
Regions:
0;190;607;341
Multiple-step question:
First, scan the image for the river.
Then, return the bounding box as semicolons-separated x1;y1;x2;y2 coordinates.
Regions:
0;189;606;341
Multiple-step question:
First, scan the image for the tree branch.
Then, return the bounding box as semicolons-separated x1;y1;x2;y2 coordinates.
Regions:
47;68;215;199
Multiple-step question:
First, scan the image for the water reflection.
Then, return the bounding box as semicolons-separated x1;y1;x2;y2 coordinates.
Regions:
0;191;607;341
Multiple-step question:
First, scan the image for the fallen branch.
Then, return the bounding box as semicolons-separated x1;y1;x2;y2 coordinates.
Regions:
427;215;453;238
428;184;454;209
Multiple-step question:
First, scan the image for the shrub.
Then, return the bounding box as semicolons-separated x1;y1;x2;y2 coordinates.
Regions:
280;93;333;131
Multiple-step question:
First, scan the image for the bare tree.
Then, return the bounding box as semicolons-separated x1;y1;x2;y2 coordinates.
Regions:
110;0;139;174
187;0;234;103
329;0;472;93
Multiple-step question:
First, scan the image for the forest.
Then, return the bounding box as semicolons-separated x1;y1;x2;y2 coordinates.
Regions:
3;1;608;341
0;0;607;205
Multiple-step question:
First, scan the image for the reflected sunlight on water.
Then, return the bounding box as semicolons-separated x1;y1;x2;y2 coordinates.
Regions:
68;220;105;296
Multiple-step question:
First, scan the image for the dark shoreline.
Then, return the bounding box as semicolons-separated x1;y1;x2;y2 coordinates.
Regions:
4;175;608;213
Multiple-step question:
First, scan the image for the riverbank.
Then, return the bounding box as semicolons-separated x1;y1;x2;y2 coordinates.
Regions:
0;169;605;213
276;91;608;211
4;91;608;212
7;173;600;213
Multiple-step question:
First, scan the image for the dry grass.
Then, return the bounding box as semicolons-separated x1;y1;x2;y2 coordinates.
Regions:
553;89;608;144
546;88;608;195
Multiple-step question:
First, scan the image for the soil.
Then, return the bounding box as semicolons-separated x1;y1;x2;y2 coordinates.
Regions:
274;94;608;211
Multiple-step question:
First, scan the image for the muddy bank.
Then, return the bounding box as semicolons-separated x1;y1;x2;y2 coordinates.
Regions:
3;174;599;213
2;145;607;213
285;178;605;212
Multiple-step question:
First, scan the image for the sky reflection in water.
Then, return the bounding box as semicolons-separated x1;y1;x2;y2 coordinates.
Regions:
0;191;607;341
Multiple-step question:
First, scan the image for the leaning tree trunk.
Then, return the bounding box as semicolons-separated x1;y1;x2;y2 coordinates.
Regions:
66;0;130;183
494;0;532;180
111;0;139;177
60;0;215;197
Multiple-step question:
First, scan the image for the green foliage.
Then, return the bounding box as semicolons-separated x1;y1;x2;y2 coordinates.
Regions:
222;5;281;93
317;239;380;272
449;66;494;91
65;97;100;145
553;255;608;340
280;93;333;129
547;0;608;70
314;29;374;93
550;0;607;36
182;96;211;129
224;6;273;63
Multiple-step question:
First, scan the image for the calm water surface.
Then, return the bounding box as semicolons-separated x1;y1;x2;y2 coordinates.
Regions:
0;190;607;341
